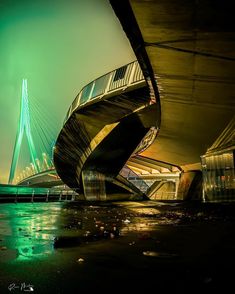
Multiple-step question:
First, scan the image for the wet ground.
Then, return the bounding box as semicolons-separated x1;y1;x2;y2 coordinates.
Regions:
0;200;235;293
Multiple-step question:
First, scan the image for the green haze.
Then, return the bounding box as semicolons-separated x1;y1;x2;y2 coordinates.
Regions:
0;0;135;183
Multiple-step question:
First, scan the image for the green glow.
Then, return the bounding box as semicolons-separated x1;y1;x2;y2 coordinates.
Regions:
0;203;61;263
0;184;59;195
8;79;38;184
0;0;135;183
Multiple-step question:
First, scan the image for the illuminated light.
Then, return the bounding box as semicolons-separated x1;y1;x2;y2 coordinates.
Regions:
48;174;58;178
35;158;41;172
8;80;39;184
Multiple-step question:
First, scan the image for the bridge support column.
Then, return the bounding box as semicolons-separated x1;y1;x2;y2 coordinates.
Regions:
82;170;106;201
177;171;203;200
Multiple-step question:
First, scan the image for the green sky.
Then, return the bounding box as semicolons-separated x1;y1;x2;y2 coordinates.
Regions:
0;0;135;183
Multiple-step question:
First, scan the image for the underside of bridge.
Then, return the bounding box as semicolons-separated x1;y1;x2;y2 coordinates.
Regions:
53;0;234;201
110;0;235;201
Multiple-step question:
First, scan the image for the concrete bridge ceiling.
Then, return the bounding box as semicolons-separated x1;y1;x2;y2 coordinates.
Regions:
116;0;235;168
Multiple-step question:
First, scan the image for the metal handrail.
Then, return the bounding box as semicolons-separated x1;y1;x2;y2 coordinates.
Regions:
120;166;149;193
64;60;145;123
150;191;177;200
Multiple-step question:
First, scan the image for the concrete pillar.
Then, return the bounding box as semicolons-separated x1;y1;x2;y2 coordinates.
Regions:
82;170;106;201
177;171;203;200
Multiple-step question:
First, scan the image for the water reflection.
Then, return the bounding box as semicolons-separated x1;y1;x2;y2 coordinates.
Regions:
1;202;173;263
1;201;225;264
0;203;127;262
0;203;62;262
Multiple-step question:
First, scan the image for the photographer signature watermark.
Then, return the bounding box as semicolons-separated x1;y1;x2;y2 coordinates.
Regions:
8;283;34;292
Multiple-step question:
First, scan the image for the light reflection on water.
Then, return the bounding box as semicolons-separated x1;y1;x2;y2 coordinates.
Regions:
119;205;182;235
0;201;187;263
0;203;62;262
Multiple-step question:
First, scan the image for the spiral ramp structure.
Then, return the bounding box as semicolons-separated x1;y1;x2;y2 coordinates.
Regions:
54;61;160;200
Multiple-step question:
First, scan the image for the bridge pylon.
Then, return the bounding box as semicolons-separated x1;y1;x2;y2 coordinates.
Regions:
8;79;39;184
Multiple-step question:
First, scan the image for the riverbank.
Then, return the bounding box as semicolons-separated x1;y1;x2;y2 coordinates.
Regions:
0;200;235;293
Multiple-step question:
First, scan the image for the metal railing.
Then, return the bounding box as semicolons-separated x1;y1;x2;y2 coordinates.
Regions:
0;186;79;203
120;165;150;193
150;191;177;201
65;60;145;122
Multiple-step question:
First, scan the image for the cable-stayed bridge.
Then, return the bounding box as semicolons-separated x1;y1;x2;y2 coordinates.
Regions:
8;79;58;186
